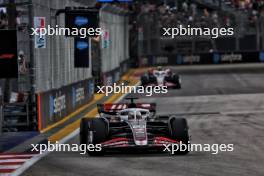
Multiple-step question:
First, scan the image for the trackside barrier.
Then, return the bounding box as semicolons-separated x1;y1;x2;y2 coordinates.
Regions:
139;51;264;67
120;59;130;75
102;67;119;86
101;59;130;86
37;78;94;131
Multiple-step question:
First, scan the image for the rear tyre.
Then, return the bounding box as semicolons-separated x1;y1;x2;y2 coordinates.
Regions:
141;75;148;86
172;75;181;89
80;118;90;147
80;118;108;156
149;75;157;83
169;117;189;155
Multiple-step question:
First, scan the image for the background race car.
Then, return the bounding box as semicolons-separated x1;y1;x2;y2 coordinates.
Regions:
80;98;189;156
141;67;181;89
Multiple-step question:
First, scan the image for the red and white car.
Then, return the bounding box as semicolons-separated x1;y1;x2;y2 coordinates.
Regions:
141;67;181;89
80;98;189;155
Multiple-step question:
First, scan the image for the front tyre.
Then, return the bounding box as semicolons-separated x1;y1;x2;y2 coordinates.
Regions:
80;118;108;156
169;117;189;155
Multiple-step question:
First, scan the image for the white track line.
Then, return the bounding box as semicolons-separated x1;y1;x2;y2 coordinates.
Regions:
11;81;140;176
0;173;12;176
0;159;28;163
0;155;35;159
10;151;49;176
0;165;21;170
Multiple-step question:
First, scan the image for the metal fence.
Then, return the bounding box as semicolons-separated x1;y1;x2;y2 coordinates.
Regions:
99;5;130;86
0;0;95;93
100;5;129;73
2;0;129;94
32;0;93;93
0;0;97;131
136;8;264;57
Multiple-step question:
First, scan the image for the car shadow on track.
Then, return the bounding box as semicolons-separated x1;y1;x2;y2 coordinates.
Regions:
82;151;206;158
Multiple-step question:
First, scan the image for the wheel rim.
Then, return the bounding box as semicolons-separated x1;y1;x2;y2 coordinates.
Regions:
88;131;93;144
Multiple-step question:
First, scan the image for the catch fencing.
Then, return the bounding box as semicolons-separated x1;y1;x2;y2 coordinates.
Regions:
99;5;130;86
32;0;93;93
136;5;264;66
31;0;95;130
34;2;130;130
1;0;98;131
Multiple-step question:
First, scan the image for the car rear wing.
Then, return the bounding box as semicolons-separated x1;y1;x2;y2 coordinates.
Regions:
97;103;156;114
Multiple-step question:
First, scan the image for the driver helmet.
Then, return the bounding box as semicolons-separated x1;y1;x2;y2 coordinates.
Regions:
136;111;142;120
128;111;134;120
167;69;172;76
157;66;163;71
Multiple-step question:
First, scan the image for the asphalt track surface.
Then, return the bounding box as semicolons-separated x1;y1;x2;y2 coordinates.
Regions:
22;69;264;176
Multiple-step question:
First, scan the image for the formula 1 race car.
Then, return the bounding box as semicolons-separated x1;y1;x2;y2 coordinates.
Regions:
141;67;181;89
80;98;189;156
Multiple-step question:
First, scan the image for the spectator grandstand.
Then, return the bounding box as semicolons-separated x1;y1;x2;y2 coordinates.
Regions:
226;0;264;24
135;1;235;34
127;0;264;59
207;0;264;27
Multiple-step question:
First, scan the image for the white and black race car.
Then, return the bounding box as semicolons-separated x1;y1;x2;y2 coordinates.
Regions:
141;67;181;89
80;98;189;156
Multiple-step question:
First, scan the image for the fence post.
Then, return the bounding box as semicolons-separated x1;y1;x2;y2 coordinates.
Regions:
256;19;260;51
0;87;3;135
261;16;264;51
